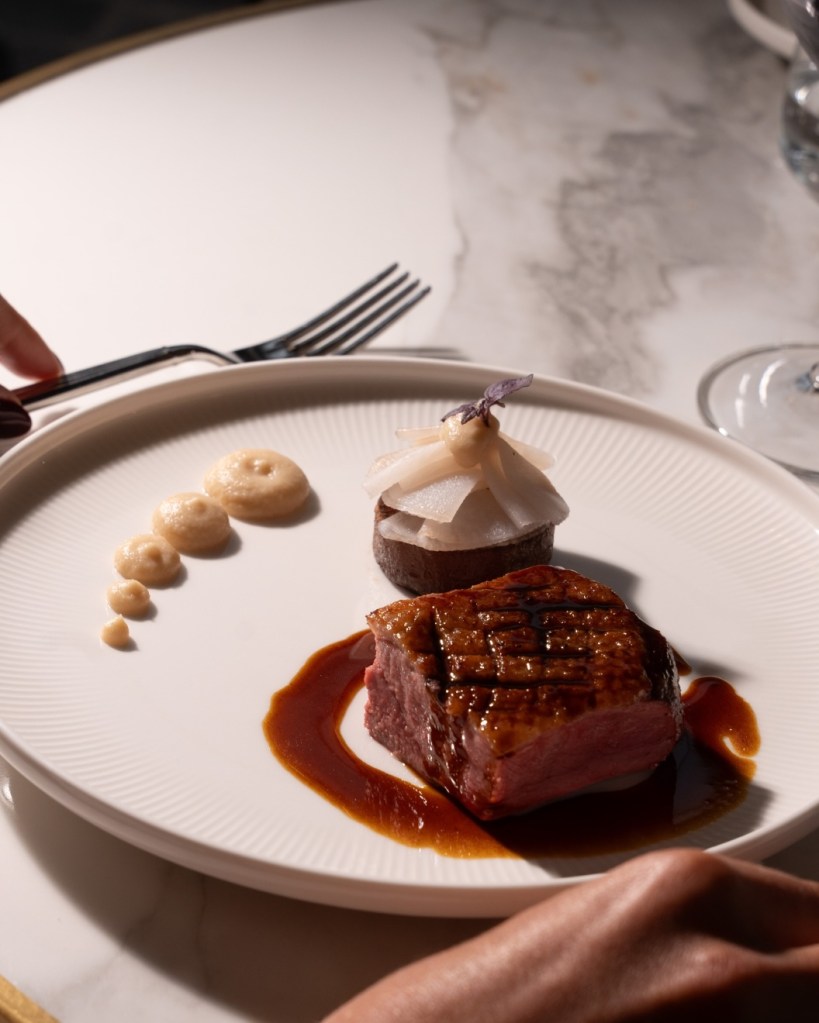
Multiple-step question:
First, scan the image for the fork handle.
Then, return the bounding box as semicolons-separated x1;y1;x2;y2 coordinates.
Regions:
13;345;236;411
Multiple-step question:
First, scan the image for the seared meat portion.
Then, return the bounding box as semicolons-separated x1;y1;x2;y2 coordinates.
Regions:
364;565;682;820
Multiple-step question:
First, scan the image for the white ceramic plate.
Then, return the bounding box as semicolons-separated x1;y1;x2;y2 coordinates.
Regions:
2;357;819;918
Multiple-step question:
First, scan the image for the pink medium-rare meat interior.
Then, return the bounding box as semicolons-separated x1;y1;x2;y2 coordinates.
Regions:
363;565;682;821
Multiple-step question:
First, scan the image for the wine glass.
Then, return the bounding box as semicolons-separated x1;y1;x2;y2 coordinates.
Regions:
697;345;819;479
697;1;819;481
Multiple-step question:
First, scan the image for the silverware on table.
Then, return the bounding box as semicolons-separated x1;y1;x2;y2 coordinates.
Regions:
14;264;430;411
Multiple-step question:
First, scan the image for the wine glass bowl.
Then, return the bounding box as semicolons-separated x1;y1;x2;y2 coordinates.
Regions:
697;344;819;479
780;0;819;193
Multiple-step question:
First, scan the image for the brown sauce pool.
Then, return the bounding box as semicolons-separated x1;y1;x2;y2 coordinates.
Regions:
263;631;760;859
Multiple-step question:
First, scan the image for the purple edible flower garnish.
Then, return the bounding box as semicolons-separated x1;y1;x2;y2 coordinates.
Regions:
442;374;534;425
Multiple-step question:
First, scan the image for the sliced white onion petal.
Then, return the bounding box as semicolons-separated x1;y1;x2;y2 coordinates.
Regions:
378;490;545;552
377;510;425;545
381;469;483;523
395;426;441;445
480;444;544;528
363;440;451;497
501;432;556;470
496;439;569;524
419;490;531;548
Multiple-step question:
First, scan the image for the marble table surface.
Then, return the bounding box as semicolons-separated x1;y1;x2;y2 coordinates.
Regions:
1;1;819;1019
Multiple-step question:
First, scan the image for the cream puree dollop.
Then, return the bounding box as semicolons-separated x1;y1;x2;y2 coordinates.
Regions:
204;448;310;521
106;578;152;617
100;615;131;649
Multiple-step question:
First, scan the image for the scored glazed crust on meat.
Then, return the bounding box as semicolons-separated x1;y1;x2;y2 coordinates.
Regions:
373;498;556;594
364;564;683;820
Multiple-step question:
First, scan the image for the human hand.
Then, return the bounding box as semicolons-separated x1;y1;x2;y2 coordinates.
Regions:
0;294;63;437
324;849;819;1022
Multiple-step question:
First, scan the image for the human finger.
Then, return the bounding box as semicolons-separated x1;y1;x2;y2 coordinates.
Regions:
0;293;63;379
717;857;819;952
653;851;819;952
649;936;819;1021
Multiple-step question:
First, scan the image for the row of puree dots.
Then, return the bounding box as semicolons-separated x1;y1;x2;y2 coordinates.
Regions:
100;448;311;649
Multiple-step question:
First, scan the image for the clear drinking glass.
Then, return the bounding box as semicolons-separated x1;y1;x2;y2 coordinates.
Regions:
781;44;819;192
697;1;819;480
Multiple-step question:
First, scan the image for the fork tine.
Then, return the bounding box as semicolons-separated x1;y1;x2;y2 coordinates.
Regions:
309;282;432;357
276;263;399;341
283;271;412;356
234;263;411;361
289;276;429;357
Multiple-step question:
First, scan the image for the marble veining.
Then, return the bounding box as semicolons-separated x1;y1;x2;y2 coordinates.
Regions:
421;0;802;415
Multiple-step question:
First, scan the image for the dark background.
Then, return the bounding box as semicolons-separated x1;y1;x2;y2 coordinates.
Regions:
0;1;261;81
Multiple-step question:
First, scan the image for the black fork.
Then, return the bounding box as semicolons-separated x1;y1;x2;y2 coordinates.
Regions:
15;264;431;411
